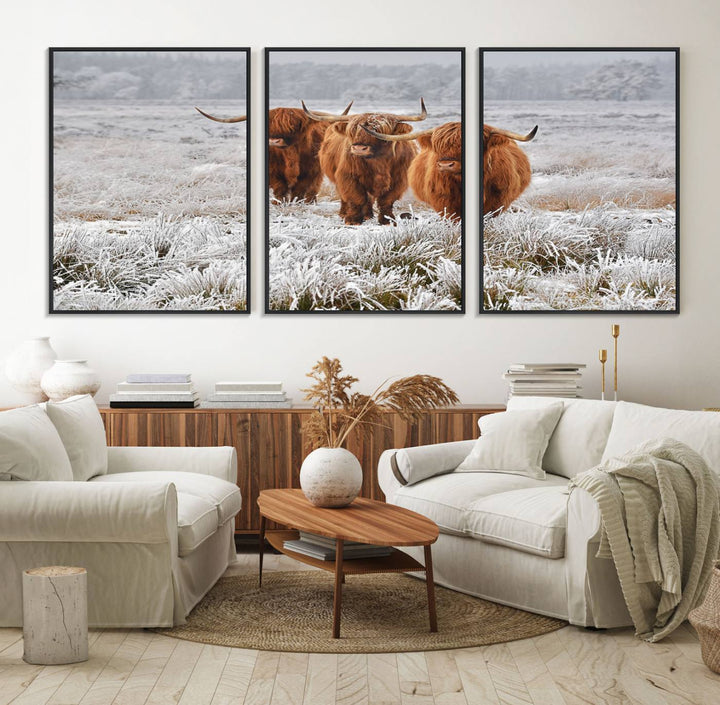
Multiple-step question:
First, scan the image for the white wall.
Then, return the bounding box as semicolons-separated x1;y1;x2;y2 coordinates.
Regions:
1;0;718;409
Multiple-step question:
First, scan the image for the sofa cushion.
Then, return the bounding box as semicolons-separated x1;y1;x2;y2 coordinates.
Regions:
393;440;476;486
176;492;219;556
0;406;73;481
466;486;570;559
508;396;617;478
393;471;568;536
45;395;108;481
91;471;241;525
601;402;720;475
456;404;563;479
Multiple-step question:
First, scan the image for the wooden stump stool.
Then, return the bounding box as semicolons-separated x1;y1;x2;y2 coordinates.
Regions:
22;566;88;665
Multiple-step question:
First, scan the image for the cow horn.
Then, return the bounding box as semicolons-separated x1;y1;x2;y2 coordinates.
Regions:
391;98;428;122
361;125;436;142
195;107;247;123
301;100;353;122
489;125;538;142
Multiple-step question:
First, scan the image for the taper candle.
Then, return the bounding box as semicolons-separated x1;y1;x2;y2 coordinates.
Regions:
599;349;607;401
611;324;620;401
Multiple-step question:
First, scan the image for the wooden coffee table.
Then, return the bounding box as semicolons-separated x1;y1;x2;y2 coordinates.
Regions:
257;489;439;639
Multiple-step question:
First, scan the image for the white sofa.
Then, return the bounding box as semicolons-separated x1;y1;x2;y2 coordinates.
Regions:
0;396;241;628
378;397;720;628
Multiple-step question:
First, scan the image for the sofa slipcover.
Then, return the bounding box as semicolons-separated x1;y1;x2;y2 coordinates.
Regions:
393;471;567;536
379;397;720;627
466;486;569;559
0;399;242;628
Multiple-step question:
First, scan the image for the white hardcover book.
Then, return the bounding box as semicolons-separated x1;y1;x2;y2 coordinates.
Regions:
200;400;292;409
503;373;582;381
208;392;287;402
110;392;199;402
508;363;586;371
117;382;195;393
126;373;192;383
214;381;283;392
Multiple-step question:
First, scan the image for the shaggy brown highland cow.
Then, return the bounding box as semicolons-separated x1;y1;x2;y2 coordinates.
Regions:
363;121;463;220
482;124;537;215
196;103;352;202
267;102;354;202
303;99;428;225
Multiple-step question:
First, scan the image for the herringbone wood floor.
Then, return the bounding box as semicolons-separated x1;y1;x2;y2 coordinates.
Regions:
1;553;718;704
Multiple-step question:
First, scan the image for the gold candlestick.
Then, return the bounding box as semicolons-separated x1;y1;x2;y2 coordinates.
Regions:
599;349;607;401
611;324;620;401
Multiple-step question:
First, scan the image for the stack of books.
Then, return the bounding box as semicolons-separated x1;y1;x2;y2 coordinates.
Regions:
109;373;199;408
200;381;292;408
502;363;586;399
283;531;393;561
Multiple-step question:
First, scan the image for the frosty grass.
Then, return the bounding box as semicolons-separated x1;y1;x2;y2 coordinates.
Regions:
483;99;676;311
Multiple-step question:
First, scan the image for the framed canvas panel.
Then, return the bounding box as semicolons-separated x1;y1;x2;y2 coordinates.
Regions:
50;48;250;313
265;47;465;313
480;48;679;313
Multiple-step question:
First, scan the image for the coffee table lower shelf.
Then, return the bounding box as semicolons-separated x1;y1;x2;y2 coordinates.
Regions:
260;529;437;638
265;530;425;574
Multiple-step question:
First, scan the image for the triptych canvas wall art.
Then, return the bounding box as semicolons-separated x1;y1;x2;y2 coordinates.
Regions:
50;48;250;313
481;48;678;313
265;48;464;313
49;47;678;315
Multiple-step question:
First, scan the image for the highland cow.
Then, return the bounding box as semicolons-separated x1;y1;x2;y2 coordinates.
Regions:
196;103;351;202
303;100;428;225
482;124;538;215
267;103;351;202
363;121;463;220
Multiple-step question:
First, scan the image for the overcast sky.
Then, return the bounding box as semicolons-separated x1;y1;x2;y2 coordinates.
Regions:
483;50;675;68
269;50;461;67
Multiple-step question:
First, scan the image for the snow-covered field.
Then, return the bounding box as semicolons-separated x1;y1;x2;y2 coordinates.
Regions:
53;99;248;311
483;100;677;311
267;100;463;312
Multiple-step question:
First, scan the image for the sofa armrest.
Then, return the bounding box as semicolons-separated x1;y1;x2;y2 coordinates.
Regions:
106;446;237;483
378;440;475;500
0;481;177;544
567;486;602;543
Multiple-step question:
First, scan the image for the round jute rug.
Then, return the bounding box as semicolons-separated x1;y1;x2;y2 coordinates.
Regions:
155;571;566;653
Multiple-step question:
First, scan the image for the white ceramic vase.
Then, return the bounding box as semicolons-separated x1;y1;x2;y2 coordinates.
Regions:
299;447;363;508
4;337;58;402
40;360;101;402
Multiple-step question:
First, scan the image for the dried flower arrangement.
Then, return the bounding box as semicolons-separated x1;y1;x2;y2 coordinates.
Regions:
302;356;459;449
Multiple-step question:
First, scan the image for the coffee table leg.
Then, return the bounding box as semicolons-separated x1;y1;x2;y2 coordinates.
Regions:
258;515;266;588
332;539;344;639
424;544;438;633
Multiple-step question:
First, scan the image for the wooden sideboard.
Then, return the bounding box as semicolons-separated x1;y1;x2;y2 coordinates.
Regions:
99;405;504;533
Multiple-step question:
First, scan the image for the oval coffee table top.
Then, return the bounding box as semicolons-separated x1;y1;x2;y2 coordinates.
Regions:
258;489;438;546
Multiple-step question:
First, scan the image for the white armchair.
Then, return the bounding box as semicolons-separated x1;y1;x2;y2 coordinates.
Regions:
0;398;241;628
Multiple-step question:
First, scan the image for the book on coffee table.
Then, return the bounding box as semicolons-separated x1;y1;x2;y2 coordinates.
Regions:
282;538;393;561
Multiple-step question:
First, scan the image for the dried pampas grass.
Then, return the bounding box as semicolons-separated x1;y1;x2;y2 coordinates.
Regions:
302;356;458;449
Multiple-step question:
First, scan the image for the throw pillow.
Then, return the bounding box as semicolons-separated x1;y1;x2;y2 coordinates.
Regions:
601;401;720;475
45;394;108;481
392;440;477;485
507;396;617;478
456;404;564;479
0;405;73;481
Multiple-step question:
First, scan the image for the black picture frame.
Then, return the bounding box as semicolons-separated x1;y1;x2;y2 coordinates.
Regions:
480;47;679;314
265;47;465;314
49;47;251;314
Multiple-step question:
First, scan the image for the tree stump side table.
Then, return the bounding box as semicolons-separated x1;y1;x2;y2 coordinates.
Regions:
22;566;88;665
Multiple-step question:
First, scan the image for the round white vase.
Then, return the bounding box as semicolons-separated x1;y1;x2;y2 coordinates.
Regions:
300;447;363;508
40;360;101;402
5;337;58;402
